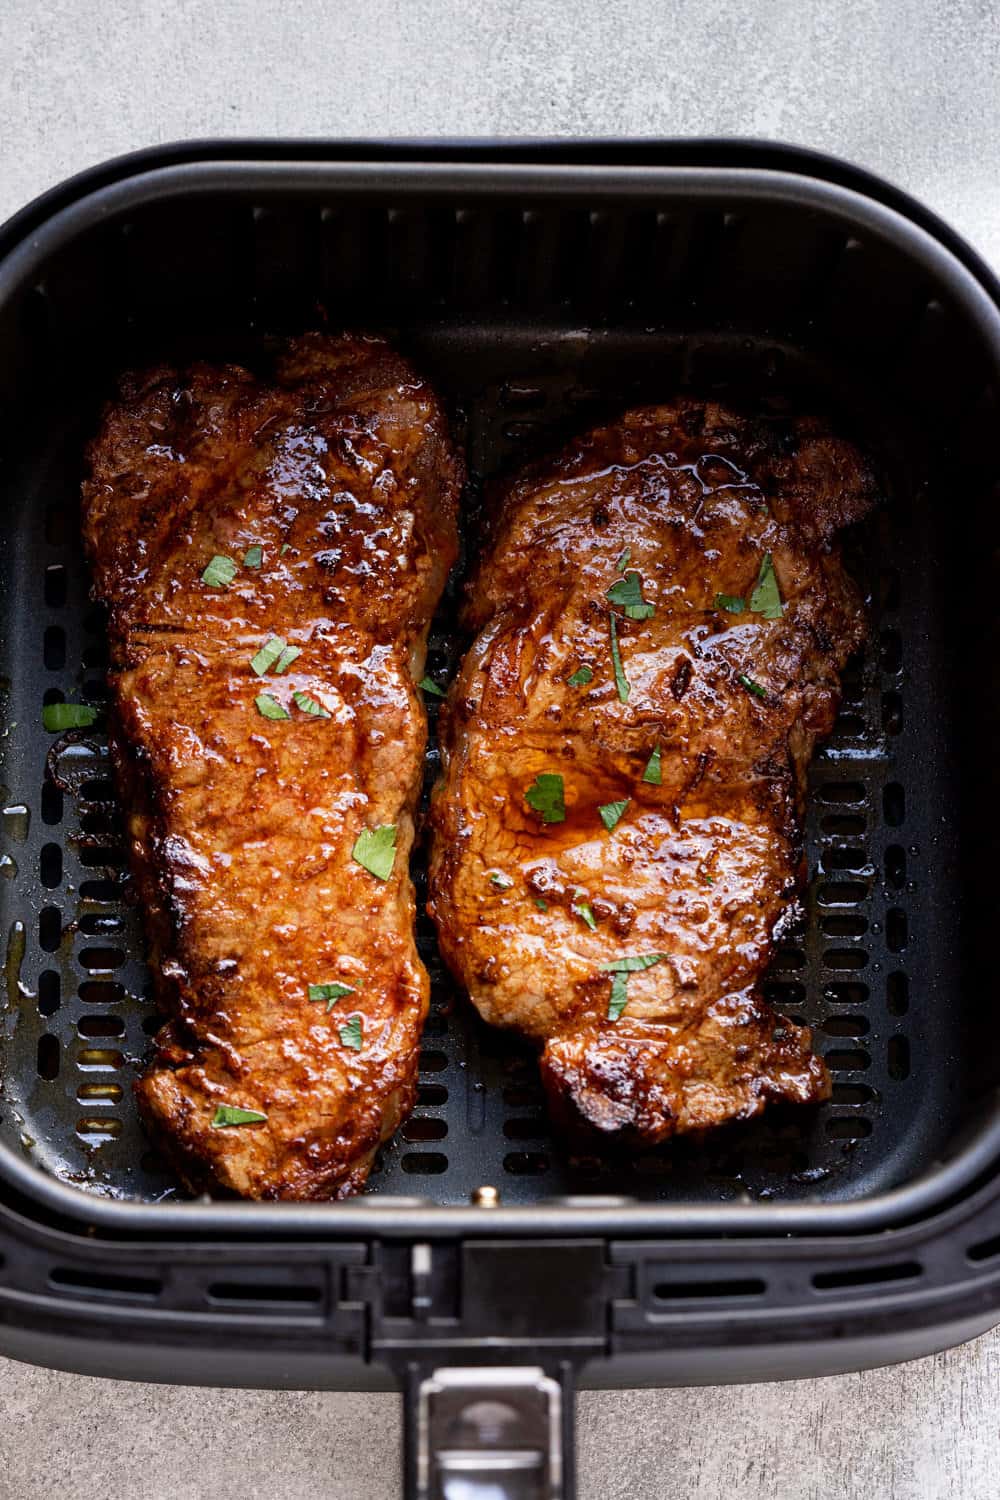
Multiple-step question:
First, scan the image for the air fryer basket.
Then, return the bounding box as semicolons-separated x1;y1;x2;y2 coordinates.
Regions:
1;142;1000;1497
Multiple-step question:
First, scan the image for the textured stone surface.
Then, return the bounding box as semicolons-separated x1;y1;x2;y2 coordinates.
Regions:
2;1;1000;1495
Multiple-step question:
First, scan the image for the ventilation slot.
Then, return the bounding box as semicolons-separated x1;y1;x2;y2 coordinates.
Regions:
812;1261;921;1291
400;1152;449;1175
77;1118;122;1142
400;1117;448;1143
49;1266;162;1300
883;783;905;827
44;565;67;606
504;1152;549;1175
653;1277;766;1302
824;950;868;971
968;1234;1000;1265
207;1281;322;1306
821;1015;869;1037
40;782;63;824
887;972;909;1016
888;1036;911;1080
825;1049;871;1072
825;1117;872;1140
78;1015;125;1038
36;1034;60;1081
37;970;60;1016
38;906;62;952
79;980;125;1005
503;1118;546;1140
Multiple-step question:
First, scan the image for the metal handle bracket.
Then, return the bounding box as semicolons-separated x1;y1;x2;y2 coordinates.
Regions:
409;1363;574;1499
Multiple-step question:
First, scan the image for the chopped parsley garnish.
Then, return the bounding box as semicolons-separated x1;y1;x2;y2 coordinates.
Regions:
250;635;287;677
737;673;769;701
42;703;99;732
607;571;655;620
616;547;631;572
714;593;744;614
599;799;629;831
525;773;566;824
609;614;630;703
280;543;291;556
339;1016;364;1051
642;745;662;785
601;952;669;1022
308;980;356;1013
750;551;783;619
567;665;593;687
353;824;397;881
274;645;301;674
700;870;715;886
573;902;597;930
534;897;549;912
490;871;514;890
202;554;237;588
243;545;263;569
607;973;630;1021
293;690;331;718
212;1105;267;1127
419;676;446;698
255;693;290;720
603;952;670;974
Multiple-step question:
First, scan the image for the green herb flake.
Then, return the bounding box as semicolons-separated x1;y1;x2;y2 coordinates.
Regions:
609;614;630;703
714;593;745;614
599;799;629;831
243;544;263;569
642;745;662;785
616;547;631;573
419;676;446;698
607;971;630;1021
607;571;655;620
212;1105;267;1127
42;702;99;732
534;897;549;912
250;635;287;677
573;902;597;931
602;952;670;974
749;551;783;620
737;673;769;701
339;1015;364;1051
273;644;302;674
201;554;237;588
524;772;566;824
567;665;594;687
602;951;670;1022
490;871;514;890
293;690;331;718
255;693;290;720
353;824;397;881
308;980;356;1013
280;543;292;556
700;870;715;886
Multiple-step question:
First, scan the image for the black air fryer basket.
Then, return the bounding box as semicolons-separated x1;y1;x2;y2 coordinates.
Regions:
1;140;1000;1497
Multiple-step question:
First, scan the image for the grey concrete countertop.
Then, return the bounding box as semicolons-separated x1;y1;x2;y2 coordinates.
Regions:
2;2;999;1496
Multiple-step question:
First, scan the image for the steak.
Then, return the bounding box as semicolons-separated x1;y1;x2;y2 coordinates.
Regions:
82;333;461;1198
429;400;877;1143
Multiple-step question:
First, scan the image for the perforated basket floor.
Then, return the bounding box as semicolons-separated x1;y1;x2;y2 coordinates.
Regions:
0;327;960;1206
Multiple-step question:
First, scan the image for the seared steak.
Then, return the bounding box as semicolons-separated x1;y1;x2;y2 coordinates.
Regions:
429;401;876;1143
83;333;461;1198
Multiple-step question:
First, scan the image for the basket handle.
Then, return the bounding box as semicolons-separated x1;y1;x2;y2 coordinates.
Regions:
403;1363;576;1499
